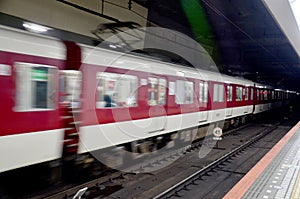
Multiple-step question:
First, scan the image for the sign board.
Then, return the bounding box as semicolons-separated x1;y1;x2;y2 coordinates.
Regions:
213;127;223;137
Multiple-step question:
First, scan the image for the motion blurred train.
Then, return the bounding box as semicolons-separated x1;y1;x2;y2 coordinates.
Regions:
0;25;295;174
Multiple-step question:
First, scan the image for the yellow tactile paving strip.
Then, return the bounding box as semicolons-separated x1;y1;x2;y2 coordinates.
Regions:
291;171;300;199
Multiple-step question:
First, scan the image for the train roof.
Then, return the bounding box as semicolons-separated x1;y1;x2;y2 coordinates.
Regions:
0;24;65;60
79;42;254;86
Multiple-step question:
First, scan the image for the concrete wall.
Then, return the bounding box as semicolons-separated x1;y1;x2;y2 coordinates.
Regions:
0;0;148;38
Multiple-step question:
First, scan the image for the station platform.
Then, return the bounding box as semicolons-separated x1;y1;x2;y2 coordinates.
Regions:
224;122;300;199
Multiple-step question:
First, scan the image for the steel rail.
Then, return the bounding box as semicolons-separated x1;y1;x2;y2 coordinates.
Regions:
152;124;279;199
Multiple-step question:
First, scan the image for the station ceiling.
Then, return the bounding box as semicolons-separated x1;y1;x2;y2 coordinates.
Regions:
2;0;299;91
135;0;300;91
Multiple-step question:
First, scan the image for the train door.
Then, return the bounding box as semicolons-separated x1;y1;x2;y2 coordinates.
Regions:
225;84;233;117
199;81;209;121
59;70;82;157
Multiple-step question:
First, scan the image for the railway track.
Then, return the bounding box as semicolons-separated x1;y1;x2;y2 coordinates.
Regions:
152;124;280;199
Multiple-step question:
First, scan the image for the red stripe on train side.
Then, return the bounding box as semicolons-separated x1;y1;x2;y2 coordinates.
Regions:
0;51;65;136
80;64;254;127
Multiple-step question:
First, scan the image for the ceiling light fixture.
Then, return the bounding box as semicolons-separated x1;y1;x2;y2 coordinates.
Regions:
23;22;51;33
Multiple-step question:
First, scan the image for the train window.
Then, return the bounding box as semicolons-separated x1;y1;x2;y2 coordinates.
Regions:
285;92;288;99
175;80;194;104
244;88;249;100
158;79;167;105
264;90;268;100
148;77;166;106
251;88;254;100
14;63;57;111
279;91;281;100
213;84;224;102
60;70;82;108
257;89;260;100
96;72;138;108
148;77;158;105
213;84;218;102
204;82;208;103
199;82;208;103
236;86;243;101
226;85;233;102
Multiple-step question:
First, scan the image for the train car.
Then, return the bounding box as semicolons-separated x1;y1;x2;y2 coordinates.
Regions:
253;83;293;115
77;43;256;155
0;25;293;174
0;25;66;173
253;83;274;114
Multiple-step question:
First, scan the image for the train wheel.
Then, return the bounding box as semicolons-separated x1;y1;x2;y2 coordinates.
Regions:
233;118;240;128
241;116;246;124
47;160;63;184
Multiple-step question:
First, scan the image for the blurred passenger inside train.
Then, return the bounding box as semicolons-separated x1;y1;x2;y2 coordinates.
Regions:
104;95;116;107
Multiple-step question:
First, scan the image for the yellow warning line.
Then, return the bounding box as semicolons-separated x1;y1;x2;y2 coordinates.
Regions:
291;170;300;199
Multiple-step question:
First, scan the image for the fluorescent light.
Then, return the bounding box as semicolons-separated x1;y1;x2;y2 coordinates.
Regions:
23;22;51;33
109;44;117;48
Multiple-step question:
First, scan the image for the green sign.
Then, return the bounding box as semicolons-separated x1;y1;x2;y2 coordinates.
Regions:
32;69;47;80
